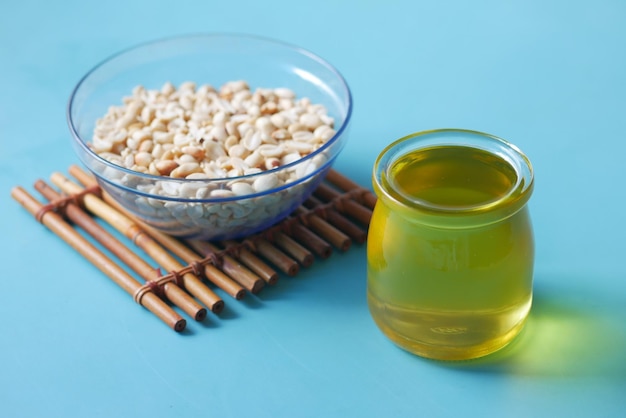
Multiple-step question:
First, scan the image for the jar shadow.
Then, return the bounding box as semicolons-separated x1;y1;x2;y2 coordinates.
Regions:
434;278;626;380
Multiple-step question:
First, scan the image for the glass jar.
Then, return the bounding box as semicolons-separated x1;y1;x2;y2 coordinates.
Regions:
367;129;534;360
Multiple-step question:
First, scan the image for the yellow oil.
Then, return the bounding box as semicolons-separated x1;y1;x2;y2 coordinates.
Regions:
367;146;534;360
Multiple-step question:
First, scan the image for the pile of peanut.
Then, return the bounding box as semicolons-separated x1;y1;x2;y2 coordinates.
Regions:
90;80;338;238
93;80;335;183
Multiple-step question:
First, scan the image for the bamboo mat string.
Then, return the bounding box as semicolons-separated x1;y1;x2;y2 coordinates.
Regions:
34;185;101;223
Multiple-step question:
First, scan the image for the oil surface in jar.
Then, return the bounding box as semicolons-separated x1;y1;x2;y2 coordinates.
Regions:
367;145;534;360
390;145;517;209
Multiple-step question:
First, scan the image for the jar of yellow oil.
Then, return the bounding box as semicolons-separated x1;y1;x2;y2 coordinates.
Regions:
367;129;534;360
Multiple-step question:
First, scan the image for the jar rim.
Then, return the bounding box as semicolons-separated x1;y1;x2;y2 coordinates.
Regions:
373;129;534;225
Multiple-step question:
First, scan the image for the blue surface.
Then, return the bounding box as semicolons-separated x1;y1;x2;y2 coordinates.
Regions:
1;1;625;417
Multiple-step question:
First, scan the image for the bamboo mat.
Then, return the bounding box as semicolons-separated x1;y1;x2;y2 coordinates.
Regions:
11;166;375;332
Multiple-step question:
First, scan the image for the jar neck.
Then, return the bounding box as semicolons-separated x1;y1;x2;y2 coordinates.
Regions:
372;129;534;228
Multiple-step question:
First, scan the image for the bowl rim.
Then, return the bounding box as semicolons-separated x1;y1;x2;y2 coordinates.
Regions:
66;32;353;194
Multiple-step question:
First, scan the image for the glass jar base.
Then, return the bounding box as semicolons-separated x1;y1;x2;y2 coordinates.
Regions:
368;292;531;361
376;317;527;361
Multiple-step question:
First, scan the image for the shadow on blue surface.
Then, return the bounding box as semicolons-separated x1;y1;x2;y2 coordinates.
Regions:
439;281;626;380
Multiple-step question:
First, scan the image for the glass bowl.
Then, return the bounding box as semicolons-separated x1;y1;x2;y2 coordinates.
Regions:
67;33;352;240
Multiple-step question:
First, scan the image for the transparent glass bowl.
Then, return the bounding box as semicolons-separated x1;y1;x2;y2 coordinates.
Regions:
67;34;352;240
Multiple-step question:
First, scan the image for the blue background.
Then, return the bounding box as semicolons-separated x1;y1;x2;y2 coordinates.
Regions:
1;1;625;417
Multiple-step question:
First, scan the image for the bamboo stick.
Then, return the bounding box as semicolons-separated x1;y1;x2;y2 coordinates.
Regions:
141;228;248;300
52;170;224;314
326;169;377;209
294;206;351;251
271;232;314;268
304;196;367;244
222;240;279;285
11;186;186;332
91;192;247;301
287;220;333;259
313;183;373;226
253;238;300;276
187;240;265;294
34;180;207;322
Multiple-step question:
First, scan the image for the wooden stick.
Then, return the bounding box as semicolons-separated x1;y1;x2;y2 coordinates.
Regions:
313;183;373;226
138;227;247;300
97;192;247;301
294;206;351;251
326;169;377;209
34;180;207;322
11;186;186;332
221;240;278;285
253;238;300;276
271;232;314;268
287;221;333;259
53;170;224;314
305;196;367;244
187;240;265;294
